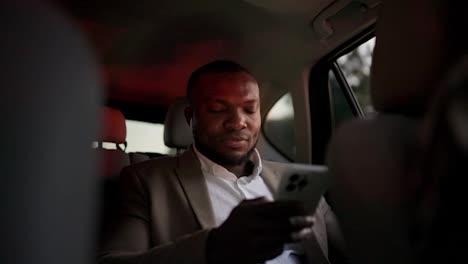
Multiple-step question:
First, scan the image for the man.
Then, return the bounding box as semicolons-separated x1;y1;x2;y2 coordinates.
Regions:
99;60;337;264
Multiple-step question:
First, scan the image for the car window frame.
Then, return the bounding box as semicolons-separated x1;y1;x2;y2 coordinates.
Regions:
309;26;375;164
331;61;364;118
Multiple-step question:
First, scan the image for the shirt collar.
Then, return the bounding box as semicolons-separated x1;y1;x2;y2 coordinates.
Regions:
193;144;263;182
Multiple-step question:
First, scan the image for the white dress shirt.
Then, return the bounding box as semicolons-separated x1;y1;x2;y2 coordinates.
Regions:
193;145;304;264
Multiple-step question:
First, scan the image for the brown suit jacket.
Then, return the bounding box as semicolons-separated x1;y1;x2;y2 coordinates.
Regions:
99;149;332;264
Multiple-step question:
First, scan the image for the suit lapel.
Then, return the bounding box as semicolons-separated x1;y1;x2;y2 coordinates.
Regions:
260;160;281;194
175;148;216;229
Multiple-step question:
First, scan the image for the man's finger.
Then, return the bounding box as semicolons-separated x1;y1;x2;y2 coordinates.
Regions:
289;215;315;226
291;227;314;242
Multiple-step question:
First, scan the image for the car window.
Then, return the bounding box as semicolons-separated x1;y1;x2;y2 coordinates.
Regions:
263;93;296;161
336;37;376;114
125;120;175;155
329;69;354;127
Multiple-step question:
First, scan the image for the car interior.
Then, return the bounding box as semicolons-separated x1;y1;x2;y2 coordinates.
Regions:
3;0;465;263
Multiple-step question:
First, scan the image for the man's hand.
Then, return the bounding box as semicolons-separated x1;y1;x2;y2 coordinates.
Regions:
206;197;314;264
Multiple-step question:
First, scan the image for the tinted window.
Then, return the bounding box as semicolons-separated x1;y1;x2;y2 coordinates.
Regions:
263;93;296;160
337;37;376;114
329;70;354;127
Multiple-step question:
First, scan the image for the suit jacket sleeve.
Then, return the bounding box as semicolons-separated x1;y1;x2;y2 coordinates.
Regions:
98;166;211;264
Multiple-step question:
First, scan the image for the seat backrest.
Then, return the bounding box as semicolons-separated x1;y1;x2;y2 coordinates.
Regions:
326;0;456;263
163;97;193;153
129;151;166;163
0;2;100;264
413;55;468;264
95;107;130;244
327;115;419;264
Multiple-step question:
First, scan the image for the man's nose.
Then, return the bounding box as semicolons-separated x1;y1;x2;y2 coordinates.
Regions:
225;109;247;130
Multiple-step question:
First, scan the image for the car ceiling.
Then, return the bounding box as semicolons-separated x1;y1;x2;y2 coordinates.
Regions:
57;0;373;122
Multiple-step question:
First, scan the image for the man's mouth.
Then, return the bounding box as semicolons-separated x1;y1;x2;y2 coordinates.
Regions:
223;136;248;148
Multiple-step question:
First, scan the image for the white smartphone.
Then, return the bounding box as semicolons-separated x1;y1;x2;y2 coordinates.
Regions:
274;163;330;213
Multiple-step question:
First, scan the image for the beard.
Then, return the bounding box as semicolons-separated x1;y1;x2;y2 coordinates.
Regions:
193;136;257;167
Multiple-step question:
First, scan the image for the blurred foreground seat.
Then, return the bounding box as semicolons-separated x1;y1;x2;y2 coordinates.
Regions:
0;1;100;264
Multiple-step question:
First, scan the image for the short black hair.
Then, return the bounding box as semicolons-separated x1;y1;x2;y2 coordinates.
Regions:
186;60;253;103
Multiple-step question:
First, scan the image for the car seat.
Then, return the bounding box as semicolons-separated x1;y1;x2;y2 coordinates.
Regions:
163;97;193;154
0;1;100;263
96;107;132;243
325;0;454;263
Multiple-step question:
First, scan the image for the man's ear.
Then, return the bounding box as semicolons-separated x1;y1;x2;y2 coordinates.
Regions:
184;106;193;127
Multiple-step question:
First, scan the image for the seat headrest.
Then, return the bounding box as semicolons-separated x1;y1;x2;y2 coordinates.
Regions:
100;107;126;144
164;97;193;148
370;0;447;116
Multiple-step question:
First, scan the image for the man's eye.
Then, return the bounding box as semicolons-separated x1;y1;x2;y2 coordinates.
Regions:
244;107;257;114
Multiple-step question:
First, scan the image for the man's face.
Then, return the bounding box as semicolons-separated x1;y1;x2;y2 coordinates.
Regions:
188;71;261;166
